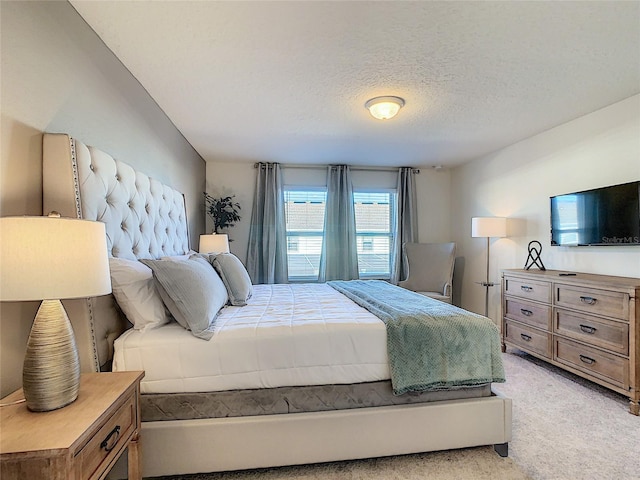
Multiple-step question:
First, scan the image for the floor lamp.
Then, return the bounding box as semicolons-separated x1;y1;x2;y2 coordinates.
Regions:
471;217;507;317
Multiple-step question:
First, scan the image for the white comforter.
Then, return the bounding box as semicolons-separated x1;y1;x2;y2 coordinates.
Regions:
113;283;389;394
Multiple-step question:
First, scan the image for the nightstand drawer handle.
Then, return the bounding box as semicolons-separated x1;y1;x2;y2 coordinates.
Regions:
520;333;532;342
101;425;121;453
579;355;596;365
520;309;533;316
579;324;597;334
579;296;597;305
520;286;533;292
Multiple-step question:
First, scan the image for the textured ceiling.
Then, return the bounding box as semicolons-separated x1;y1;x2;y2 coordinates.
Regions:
70;1;640;168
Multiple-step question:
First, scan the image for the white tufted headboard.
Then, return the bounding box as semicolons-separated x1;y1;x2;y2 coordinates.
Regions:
43;133;190;371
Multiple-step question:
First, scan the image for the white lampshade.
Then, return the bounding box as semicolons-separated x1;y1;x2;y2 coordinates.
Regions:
365;96;405;120
471;217;508;238
0;215;111;412
0;216;111;301
199;233;230;254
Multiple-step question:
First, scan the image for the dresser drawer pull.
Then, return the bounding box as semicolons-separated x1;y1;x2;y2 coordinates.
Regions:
520;333;532;341
520;286;533;292
579;355;596;365
579;296;597;305
579;324;597;334
520;308;533;316
100;425;121;453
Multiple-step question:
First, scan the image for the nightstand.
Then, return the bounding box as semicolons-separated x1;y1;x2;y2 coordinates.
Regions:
1;371;144;480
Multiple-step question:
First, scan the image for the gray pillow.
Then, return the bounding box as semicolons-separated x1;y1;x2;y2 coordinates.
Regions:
209;253;253;306
140;256;228;340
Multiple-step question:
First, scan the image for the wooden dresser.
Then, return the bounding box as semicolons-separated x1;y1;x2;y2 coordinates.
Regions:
501;269;639;415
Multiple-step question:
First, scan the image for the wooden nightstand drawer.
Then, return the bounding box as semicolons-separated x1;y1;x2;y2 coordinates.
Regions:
555;284;628;320
503;276;551;303
554;308;629;355
504;298;551;330
78;393;136;480
504;320;551;358
554;337;628;389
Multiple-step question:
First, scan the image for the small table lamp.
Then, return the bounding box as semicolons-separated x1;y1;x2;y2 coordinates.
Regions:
0;215;111;412
471;217;507;317
199;233;230;254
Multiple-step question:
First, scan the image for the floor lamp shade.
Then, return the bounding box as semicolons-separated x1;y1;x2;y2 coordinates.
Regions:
199;233;230;254
471;217;507;238
0;216;111;411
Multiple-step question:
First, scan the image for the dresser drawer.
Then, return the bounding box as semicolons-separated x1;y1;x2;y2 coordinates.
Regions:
504;298;551;330
503;276;551;303
554;308;629;355
504;320;551;358
554;337;628;389
555;284;629;320
78;393;136;480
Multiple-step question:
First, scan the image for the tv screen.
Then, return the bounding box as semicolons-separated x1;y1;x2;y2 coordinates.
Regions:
550;181;640;246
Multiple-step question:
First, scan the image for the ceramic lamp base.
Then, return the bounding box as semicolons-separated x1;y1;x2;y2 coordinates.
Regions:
23;299;80;412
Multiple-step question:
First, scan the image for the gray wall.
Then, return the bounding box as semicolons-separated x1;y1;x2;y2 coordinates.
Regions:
0;1;205;396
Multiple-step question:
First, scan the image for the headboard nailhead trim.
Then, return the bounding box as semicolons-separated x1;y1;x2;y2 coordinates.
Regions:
85;297;100;372
69;137;83;219
70;137;100;371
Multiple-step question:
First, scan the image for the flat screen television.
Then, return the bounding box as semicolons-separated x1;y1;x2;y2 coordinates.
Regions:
550;181;640;246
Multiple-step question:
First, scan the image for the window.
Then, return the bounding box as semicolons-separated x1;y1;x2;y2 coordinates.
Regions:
354;191;396;279
284;189;326;281
284;188;396;281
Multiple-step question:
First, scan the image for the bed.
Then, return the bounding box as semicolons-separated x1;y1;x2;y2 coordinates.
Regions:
42;133;512;478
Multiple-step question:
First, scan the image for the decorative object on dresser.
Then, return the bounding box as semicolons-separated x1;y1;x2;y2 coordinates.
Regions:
0;214;111;412
471;217;508;316
199;233;230;254
501;269;640;415
0;372;144;480
523;240;546;271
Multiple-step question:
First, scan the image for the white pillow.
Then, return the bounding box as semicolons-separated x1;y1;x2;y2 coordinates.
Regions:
109;257;171;330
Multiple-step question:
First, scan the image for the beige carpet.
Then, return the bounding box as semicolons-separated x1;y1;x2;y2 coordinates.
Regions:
149;446;529;480
492;350;640;480
149;350;640;480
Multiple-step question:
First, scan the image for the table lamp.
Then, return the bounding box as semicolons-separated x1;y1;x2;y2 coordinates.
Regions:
0;214;111;411
471;217;507;317
199;233;230;254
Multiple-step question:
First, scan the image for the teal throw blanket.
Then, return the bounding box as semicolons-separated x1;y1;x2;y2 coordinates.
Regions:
328;280;505;395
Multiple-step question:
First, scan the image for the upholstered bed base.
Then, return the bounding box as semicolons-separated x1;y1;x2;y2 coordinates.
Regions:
142;394;512;477
43;133;512;478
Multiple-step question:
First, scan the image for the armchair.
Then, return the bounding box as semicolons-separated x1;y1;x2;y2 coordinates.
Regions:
398;242;456;303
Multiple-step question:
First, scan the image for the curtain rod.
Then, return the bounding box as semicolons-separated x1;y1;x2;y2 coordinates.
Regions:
253;163;420;174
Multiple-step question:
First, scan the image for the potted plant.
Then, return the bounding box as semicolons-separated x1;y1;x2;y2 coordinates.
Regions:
204;193;241;234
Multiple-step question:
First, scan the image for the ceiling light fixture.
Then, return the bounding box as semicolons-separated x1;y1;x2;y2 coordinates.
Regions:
365;96;405;120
